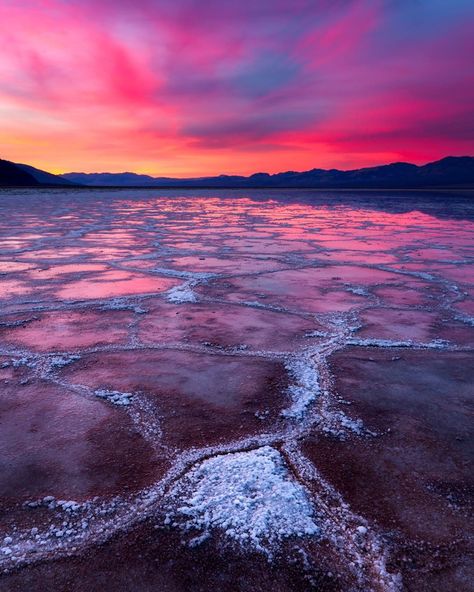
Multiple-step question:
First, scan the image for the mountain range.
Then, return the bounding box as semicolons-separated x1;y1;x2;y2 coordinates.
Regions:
1;156;474;189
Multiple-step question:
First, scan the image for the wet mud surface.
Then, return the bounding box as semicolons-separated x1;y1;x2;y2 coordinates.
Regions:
0;188;473;591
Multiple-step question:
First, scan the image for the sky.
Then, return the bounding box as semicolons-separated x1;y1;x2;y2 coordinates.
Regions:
0;0;473;177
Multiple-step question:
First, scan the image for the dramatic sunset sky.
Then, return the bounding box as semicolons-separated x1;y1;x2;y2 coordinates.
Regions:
0;0;473;176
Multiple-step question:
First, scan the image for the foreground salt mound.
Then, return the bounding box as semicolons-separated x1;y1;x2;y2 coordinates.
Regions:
165;283;197;303
166;446;319;554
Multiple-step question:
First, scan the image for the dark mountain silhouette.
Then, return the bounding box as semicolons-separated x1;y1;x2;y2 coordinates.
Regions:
1;156;474;188
0;159;41;186
0;159;75;186
62;172;158;186
62;156;474;188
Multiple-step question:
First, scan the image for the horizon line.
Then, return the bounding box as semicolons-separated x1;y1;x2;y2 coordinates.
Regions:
52;154;474;179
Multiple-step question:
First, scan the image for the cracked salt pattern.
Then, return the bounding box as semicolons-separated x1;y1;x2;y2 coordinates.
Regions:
0;189;472;591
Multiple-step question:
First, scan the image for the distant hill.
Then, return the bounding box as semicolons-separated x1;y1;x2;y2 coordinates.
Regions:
16;162;76;186
0;159;75;187
62;171;160;187
2;156;474;188
62;156;474;189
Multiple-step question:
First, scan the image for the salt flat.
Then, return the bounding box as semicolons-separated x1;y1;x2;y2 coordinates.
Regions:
0;189;472;592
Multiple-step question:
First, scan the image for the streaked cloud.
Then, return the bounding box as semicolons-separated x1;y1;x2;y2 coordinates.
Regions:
0;0;472;175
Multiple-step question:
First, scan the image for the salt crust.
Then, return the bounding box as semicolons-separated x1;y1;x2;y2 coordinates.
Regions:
166;446;319;554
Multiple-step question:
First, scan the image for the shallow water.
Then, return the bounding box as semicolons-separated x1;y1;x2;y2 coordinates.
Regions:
0;188;473;592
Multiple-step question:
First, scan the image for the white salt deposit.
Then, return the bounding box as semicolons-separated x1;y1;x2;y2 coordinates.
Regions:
11;357;30;368
25;496;87;513
281;357;320;419
166;283;198;304
347;337;450;349
336;412;364;435
101;298;147;313
455;312;474;327
304;330;329;338
94;389;133;406
345;284;369;296
49;354;80;369
153;267;214;280
167;446;319;553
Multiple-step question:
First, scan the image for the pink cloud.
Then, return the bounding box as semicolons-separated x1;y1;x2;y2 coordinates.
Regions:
0;0;472;175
